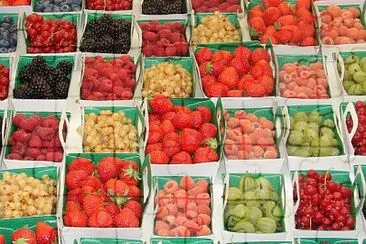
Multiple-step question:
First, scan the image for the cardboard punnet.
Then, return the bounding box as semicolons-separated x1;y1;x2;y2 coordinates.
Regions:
220;98;286;173
221;173;290;242
60;153;151;243
282;101;349;171
296;238;359;244
187;0;245;15
78;103;146;155
352;164;366;235
138;0;189;18
151;175;215;240
292;168;366;237
2;100;69;169
0;13;21;55
78;52;142;103
0;54;14;109
192;41;277;100
136;55;197;99
144;98;222;179
333;49;366;99
10;53;77;109
31;0;83;13
75;238;143;244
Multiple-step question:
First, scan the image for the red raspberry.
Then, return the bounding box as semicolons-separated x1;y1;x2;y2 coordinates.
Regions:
25;147;42;159
13;114;27;127
28;135;43;148
46;151;63;162
12;129;31;142
36;127;57;141
7;153;22;160
19;117;40;132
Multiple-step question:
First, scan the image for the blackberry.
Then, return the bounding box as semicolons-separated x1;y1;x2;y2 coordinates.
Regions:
46;68;65;88
165;0;184;14
54;80;70;99
56;61;73;74
32;75;54;99
13;83;35;99
142;0;185;14
19;65;36;83
30;56;47;72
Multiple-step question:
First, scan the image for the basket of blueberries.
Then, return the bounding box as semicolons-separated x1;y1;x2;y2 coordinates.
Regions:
33;0;82;12
0;14;18;54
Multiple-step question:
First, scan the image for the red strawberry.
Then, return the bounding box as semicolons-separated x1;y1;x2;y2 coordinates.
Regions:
196;106;212;123
81;176;101;190
281;25;302;44
276;15;297;26
148;127;163;144
249;17;266;35
263;0;283;8
66;170;88;190
174;106;191;114
97;157;119;182
172;111;192;129
119;165;140;186
0;234;4;244
259;75;275;94
297;8;315;24
199;62;211;76
234;46;251;60
67;187;83;203
298;21;315;38
35;221;57;244
180;128;203;153
68;157;95;175
245;83;267;97
88;207;113;227
114;208;140;227
128;185;141;201
301;36;317;46
263;7;281;25
199;123;217;140
82;194;105;216
104;179;129;197
296;0;311;10
162;139;181;158
195;47;212;64
171;151;192;164
146;143;163;154
277;2;292;15
237;74;254;90
160;120;175;134
66;201;81;212
105;202;120;216
193;147;219;163
204;82;228;97
230;57;250;74
150;150;169;164
163;132;179;143
251;48;270;63
11;228;36;244
273;29;293;44
125;200;142;219
218;67;239;89
201;75;216;88
150;95;173;114
190;111;204;129
161;111;176;121
64;210;88;227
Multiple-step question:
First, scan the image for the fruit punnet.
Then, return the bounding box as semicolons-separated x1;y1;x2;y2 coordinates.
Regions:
82;110;139;153
142;62;193;98
146;96;219;164
0;63;9;100
142;0;186;15
223;109;278;159
25;13;77;53
192;12;241;45
81;55;136;100
279;61;329;99
0;0;30;6
7;113;65;162
35;0;81;12
287;110;341;157
195;45;274;97
192;0;241;13
294;170;355;230
346;101;366;155
80;14;131;54
320;4;366;45
0;171;57;218
154;176;212;236
0;15;17;53
0;221;57;244
140;20;189;57
248;0;317;46
64;157;143;227
13;56;72;99
224;174;283;233
338;54;366;95
86;0;131;10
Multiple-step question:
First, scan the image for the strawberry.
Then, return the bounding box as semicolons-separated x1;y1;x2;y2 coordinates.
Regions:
148;127;163;144
97;157;119;182
204;82;228;97
163;132;179;142
66;170;88;190
228;90;243;97
201;75;216;88
195;47;212;64
105;202;120;216
193;147;219;163
237;74;255;90
88;207;113;227
104;179;129;197
150;95;173;115
161;111;176;121
146;143;163;153
273;29;293;43
160;120;175;134
190;111;204;129
35;221;57;244
180;128;203;153
0;234;4;244
199;123;217;140
281;25;302;44
277;2;292;15
251;48;270;63
298;21;315;38
296;0;311;10
301;36;317;46
196;106;212;123
162;139;181;158
11;228;36;244
199;62;211;77
259;75;275;94
114;208;140;227
174;106;191;114
125;200;142;219
128;185;141;201
81;176;102;190
218;67;239;89
171;151;192;164
276;15;297;26
212;50;232;64
82;194;105;216
262;0;283;8
63;210;88;227
248;17;266;35
263;7;281;25
119;164;140;186
172;111;192;129
245;83;267;97
234;46;251;60
67;157;95;175
297;8;315;24
230;57;250;74
150;150;169;164
251;63;265;79
67;187;83;203
249;10;264;19
209;59;228;76
66;201;81;212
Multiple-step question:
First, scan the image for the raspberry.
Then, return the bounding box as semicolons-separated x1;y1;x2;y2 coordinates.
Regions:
19;117;40;132
165;45;177;56
143;31;159;42
46;151;63;162
42;117;59;128
7;153;22;159
13;114;27;127
25;147;42;158
36;126;57;141
36;154;46;161
28;135;43;148
12;129;31;142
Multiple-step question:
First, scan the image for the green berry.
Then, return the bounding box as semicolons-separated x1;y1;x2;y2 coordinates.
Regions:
345;55;359;64
322;119;335;129
293;111;308;122
353;71;366;83
348;63;362;75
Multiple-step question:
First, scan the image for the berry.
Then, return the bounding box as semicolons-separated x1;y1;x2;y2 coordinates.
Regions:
67;158;95;175
125;200;142;219
11;228;36;244
199;123;217;140
66;170;88;190
150;150;169;164
171;151;192;164
150;95;173;114
63;210;88;227
35;221;57;244
114;208;140;227
179;128;203;153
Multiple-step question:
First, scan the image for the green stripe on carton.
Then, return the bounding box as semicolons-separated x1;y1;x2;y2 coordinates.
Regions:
0;216;57;244
195;41;263;53
0;166;58;180
32;12;79;24
230;242;291;244
144;56;193;74
84;106;141;125
154;175;211;189
298;238;358;244
80;239;142;244
276;54;324;69
151;238;213;244
0;56;9;68
338;51;366;61
86;12;132;22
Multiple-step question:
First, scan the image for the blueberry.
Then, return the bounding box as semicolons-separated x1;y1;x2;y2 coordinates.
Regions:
0;40;9;48
54;5;61;11
9;38;16;46
2;32;9;40
8;47;16;52
54;0;63;4
0;47;8;53
1;23;10;29
71;0;81;5
60;4;70;11
72;4;81;10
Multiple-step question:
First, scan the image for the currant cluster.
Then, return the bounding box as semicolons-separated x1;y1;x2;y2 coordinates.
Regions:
142;0;186;15
87;0;132;10
347;101;366;155
13;56;72;99
25;13;77;53
295;170;355;231
80;14;131;54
